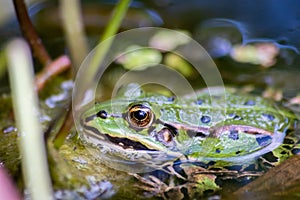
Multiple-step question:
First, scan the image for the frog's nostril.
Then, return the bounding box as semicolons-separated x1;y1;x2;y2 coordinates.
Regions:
97;110;108;119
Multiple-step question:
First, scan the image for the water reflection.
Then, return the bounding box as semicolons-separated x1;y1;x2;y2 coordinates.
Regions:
156;0;300;52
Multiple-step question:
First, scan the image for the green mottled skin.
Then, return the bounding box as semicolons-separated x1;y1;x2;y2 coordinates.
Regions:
81;85;299;171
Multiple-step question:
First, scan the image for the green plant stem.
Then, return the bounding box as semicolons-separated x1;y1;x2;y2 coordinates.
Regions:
101;0;131;41
54;0;131;148
60;0;88;73
53;108;73;149
73;0;131;107
87;0;131;79
0;51;6;78
6;39;53;200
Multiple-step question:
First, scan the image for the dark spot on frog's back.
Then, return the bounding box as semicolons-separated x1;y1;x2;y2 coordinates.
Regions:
195;99;203;105
292;148;300;155
167;96;176;102
281;144;293;150
256;135;272;147
283;137;296;145
200;115;211;123
244;100;256;106
261;151;278;163
262;113;275;121
228;129;239;140
228;113;243;120
235;150;241;154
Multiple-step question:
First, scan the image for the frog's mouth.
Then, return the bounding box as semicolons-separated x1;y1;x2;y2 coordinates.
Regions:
104;133;156;151
81;121;156;151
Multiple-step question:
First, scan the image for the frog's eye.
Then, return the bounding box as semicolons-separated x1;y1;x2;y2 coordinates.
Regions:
127;104;154;129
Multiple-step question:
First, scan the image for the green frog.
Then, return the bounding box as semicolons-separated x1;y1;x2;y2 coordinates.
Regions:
79;84;299;196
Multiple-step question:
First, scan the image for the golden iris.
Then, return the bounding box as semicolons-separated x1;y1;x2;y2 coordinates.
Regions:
127;104;154;128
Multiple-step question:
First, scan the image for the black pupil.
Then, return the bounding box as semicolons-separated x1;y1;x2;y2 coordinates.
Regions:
133;110;147;121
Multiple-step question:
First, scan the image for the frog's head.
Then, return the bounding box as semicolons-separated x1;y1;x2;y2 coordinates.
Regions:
81;95;178;153
79;84;186;172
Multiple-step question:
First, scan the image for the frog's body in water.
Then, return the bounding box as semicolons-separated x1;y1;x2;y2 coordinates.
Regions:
80;85;299;174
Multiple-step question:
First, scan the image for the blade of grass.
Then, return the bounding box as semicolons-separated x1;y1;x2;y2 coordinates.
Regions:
0;51;6;79
73;0;131;101
6;39;53;200
90;0;131;68
60;0;88;73
54;0;131;148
